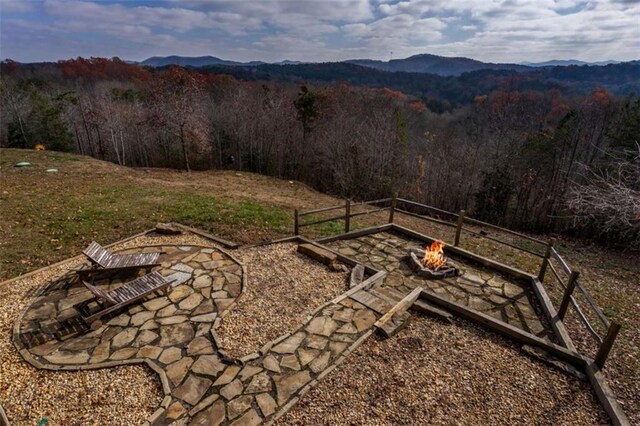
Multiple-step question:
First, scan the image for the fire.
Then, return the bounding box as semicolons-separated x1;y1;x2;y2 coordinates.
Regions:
422;240;448;270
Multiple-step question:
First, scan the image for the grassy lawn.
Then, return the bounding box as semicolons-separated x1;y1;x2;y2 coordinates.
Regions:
0;149;342;279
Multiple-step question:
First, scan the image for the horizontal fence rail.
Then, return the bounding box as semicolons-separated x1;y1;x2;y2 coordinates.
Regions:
294;198;393;235
542;248;613;353
294;195;621;368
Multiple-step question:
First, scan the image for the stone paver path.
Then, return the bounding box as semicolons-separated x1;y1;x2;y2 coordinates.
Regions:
325;231;549;338
14;231;554;425
14;242;388;425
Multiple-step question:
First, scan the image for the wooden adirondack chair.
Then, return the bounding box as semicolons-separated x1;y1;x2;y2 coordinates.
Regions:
80;241;160;275
80;271;173;324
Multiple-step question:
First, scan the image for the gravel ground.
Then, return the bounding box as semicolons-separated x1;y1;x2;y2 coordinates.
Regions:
553;245;640;425
0;233;213;426
216;243;348;358
278;314;609;426
367;213;637;423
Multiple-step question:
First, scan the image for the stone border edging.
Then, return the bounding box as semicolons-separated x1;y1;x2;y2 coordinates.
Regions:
172;224;239;249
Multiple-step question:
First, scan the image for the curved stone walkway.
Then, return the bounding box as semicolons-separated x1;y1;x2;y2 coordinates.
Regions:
13;240;391;425
13;240;387;426
13;231;556;425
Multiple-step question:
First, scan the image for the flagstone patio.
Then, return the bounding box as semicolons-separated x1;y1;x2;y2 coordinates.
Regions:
325;231;550;339
9;227;582;425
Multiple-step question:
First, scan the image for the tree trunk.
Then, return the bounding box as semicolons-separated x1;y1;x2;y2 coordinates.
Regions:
120;129;126;166
79;102;95;157
180;123;191;173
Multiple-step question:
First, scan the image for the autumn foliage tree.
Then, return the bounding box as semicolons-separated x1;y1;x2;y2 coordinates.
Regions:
149;66;211;172
0;58;637;245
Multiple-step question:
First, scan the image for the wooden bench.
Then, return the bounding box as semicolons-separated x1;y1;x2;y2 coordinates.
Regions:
81;241;160;275
81;271;173;324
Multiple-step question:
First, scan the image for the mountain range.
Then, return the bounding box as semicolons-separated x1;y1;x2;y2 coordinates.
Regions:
521;59;622;67
138;53;635;76
140;55;302;68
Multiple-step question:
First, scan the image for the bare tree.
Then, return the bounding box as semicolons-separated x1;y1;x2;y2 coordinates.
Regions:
567;145;640;247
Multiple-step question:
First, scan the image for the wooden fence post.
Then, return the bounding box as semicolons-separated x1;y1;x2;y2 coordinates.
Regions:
538;239;555;282
557;271;579;320
388;194;397;223
345;199;351;233
454;210;465;246
294;209;300;235
595;322;621;369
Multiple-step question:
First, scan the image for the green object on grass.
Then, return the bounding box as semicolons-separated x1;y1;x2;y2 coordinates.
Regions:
15;162;32;167
37;418;48;426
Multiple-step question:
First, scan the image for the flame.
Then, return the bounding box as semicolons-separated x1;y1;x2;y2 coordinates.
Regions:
423;240;447;270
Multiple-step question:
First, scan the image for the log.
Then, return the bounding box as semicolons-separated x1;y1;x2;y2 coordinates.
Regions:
297;243;338;265
521;345;587;381
155;222;182;235
377;310;411;338
375;288;422;338
411;299;454;323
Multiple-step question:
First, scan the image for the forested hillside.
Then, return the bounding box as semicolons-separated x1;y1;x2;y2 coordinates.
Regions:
196;61;640;112
1;58;638;247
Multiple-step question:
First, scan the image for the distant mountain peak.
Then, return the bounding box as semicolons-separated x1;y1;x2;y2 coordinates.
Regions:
521;59;621;67
346;53;526;76
140;55;264;67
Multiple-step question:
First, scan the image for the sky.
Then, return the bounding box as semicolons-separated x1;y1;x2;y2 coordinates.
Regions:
1;0;639;64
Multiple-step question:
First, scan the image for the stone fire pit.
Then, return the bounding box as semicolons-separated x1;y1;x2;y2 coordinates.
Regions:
408;247;459;279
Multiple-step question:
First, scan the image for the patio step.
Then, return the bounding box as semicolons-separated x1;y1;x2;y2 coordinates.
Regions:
374;286;454;324
350;290;393;314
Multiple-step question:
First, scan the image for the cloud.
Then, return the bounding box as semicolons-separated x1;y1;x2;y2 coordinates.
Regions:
43;0;262;34
1;0;32;13
1;0;638;63
343;15;447;46
172;0;373;23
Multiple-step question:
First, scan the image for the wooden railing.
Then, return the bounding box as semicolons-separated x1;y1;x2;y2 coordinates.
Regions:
294;198;393;235
294;196;621;367
540;244;621;367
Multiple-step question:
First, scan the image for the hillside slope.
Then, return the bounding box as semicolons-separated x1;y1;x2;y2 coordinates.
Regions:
0;148;638;422
0;149;338;279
